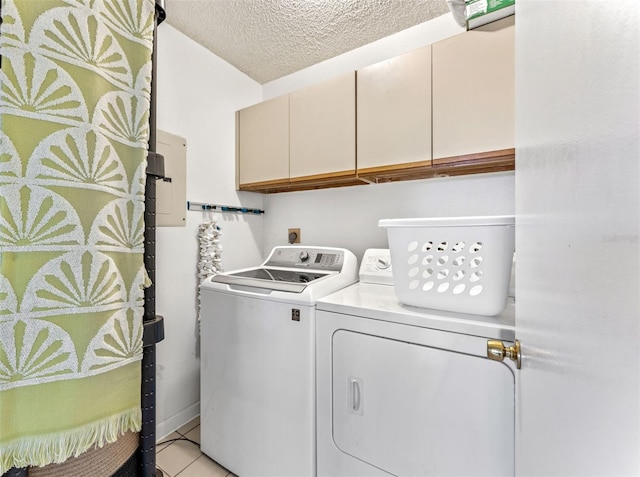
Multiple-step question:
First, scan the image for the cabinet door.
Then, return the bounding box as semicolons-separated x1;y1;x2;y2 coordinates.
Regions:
357;46;432;172
289;72;356;180
237;95;289;186
432;16;514;159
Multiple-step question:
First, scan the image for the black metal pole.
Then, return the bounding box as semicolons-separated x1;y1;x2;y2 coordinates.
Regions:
139;1;166;476
1;469;27;477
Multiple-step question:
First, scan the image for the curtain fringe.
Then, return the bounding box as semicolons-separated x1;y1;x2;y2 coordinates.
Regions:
0;407;141;474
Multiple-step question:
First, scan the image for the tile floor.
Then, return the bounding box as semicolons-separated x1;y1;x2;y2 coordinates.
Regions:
156;417;238;477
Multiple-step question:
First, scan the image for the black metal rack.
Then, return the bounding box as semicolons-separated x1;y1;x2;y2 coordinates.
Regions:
139;1;167;476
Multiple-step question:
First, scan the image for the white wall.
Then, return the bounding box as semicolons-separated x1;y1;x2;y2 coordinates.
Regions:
262;12;514;261
264;173;515;261
154;24;264;438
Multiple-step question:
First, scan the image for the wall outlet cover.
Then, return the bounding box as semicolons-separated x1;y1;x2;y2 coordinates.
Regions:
288;228;301;244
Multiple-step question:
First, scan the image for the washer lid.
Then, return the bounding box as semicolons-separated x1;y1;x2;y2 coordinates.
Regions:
209;267;331;293
202;246;359;303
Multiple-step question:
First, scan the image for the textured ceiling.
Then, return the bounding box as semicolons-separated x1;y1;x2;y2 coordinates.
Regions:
164;0;451;84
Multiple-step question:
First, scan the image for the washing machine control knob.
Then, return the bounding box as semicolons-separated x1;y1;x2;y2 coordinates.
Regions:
299;251;310;262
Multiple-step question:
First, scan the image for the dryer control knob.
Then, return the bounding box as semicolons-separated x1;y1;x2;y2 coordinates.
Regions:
375;258;391;270
299;251;310;262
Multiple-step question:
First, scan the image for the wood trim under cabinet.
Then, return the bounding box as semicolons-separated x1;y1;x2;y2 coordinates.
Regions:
357;158;433;183
357;148;514;183
238;150;514;193
289;169;357;183
238;177;291;192
239;170;365;194
432;148;515;175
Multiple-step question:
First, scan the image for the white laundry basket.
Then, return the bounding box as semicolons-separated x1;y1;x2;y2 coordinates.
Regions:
379;216;515;316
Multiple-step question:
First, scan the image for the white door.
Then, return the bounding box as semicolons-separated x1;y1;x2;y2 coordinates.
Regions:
515;1;639;475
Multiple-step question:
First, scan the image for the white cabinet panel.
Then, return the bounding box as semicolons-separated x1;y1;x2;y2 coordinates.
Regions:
357;46;432;170
289;72;356;179
237;95;289;185
432;16;514;159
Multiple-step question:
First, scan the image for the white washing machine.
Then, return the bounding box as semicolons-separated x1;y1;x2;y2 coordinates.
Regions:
200;246;357;477
316;249;516;477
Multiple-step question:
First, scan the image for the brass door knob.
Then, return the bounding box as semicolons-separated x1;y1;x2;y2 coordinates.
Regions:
487;339;521;369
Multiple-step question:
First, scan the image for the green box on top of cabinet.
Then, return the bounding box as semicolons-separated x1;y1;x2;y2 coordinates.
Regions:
466;0;515;29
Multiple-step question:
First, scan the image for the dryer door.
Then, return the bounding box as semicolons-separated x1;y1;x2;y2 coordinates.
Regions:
332;330;514;477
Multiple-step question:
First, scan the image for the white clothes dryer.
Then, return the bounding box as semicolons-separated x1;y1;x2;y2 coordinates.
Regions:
200;246;357;477
316;249;516;477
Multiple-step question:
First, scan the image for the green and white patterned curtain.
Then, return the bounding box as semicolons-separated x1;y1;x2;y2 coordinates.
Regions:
0;0;154;472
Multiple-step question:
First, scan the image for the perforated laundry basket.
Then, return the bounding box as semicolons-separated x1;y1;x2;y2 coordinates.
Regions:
379;216;515;316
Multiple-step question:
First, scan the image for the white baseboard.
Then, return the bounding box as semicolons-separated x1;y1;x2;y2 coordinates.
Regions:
156;401;200;442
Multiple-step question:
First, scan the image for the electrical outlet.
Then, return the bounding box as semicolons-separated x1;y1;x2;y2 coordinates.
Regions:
288;228;301;244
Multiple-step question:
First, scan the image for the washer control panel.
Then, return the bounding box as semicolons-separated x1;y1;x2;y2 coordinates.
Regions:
266;246;345;271
360;248;394;285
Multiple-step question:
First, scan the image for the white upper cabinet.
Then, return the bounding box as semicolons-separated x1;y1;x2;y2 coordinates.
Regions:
357;46;432;171
432;16;515;159
289;72;356;180
236;18;515;192
237;94;289;186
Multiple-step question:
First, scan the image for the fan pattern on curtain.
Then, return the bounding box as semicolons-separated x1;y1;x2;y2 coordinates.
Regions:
0;0;154;472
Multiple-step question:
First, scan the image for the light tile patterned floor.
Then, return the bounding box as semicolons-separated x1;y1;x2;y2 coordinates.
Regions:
156;417;238;477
